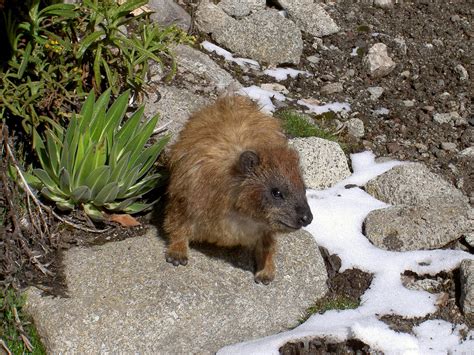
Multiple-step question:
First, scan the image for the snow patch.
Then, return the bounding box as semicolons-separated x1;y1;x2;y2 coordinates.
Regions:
219;151;474;354
263;68;310;81
298;100;351;115
238;86;286;113
201;41;260;69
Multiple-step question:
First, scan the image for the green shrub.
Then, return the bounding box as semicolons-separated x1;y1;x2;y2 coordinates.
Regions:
0;0;193;136
26;89;169;221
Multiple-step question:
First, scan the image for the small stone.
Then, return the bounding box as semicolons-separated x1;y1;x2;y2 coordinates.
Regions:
386;142;401;154
367;86;384;100
393;36;407;55
423;106;435;112
433;111;461;124
455;64;469;81
400;70;410;78
460;260;474;322
373;0;393;8
458;147;474;158
440;142;457;152
320;82;343;95
260;83;289;95
306;55;321;64
346;118;365;138
402;100;415;107
364;43;396;78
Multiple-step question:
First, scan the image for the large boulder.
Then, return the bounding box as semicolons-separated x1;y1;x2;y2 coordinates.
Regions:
196;5;303;65
364;163;469;206
25;228;328;353
143;85;210;144
148;0;191;31
174;44;242;94
364;202;473;251
219;0;266;17
277;0;340;37
460;260;474;324
289;137;351;189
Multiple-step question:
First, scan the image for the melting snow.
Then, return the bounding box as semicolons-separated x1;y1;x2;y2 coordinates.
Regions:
238;86;286;113
219;151;474;354
263;68;310;81
201;41;260;69
298;99;351;115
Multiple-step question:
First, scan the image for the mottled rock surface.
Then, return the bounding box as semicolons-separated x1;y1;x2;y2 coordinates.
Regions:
460;260;474;323
290;137;351;189
364;43;396;78
25;228;327;354
364;203;473;251
364;163;469;206
148;0;191;30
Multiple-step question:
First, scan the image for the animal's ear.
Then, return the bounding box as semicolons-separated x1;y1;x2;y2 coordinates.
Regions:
238;150;260;174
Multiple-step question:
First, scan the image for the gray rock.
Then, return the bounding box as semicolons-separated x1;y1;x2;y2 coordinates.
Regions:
211;9;303;65
320;82;343;95
195;1;233;34
219;0;266;17
174;44;242;94
364;202;473;251
346;118;365;138
433;111;462;125
25;228;328;353
460;259;474;322
143;85;210;143
277;1;340;37
364;43;396;78
364;163;469;206
289;137;351;189
373;0;393;8
455;64;469;81
307;55;321;64
148;0;191;31
458;147;474;158
440;142;457;152
367;86;384;100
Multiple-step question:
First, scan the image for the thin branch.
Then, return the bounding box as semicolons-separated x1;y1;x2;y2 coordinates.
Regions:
13;307;33;352
0;339;12;355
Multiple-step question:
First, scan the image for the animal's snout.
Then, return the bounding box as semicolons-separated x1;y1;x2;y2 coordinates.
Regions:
296;203;313;227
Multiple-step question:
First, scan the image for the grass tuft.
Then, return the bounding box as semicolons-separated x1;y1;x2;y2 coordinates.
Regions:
299;295;360;324
276;110;337;141
1;288;46;355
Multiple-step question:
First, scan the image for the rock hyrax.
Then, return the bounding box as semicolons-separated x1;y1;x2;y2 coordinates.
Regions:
164;96;312;284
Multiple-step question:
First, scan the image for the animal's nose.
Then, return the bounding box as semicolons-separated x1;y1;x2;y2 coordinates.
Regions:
296;204;313;227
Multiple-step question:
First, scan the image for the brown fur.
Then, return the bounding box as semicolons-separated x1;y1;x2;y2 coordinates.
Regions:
163;96;312;284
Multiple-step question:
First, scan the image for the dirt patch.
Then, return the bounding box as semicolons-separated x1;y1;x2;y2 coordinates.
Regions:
280;338;378;355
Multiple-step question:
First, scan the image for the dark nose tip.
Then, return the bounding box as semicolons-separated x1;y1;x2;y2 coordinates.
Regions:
296;205;313;227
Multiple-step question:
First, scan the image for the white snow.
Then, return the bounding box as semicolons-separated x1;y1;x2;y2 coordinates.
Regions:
298;99;351;115
219;151;474;355
237;86;286;113
201;41;260;69
263;68;310;81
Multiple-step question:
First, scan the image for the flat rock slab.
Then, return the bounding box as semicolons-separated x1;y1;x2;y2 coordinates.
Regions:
364;162;468;205
364;202;473;251
25;228;327;353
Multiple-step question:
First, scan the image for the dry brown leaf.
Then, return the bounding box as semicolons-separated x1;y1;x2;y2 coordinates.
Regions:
109;214;141;227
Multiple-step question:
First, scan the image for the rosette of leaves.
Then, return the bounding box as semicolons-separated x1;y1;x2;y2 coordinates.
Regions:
28;89;169;221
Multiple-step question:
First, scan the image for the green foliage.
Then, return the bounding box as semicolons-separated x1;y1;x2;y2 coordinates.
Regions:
299;295;359;324
0;288;46;355
27;89;169;221
0;0;193;136
277;110;337;141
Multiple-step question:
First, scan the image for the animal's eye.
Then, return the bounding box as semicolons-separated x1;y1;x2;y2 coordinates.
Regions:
271;188;283;199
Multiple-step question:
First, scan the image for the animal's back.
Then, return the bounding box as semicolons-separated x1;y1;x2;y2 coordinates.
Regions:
167;96;286;216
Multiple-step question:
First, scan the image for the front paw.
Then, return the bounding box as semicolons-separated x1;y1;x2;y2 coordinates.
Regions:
165;251;188;266
254;270;275;285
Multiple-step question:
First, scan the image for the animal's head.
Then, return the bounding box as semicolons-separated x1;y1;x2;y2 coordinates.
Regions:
233;146;313;232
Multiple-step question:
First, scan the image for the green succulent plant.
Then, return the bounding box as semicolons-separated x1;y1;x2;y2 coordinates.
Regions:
27;89;169;221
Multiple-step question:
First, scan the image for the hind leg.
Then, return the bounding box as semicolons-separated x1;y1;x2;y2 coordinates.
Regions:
254;233;276;285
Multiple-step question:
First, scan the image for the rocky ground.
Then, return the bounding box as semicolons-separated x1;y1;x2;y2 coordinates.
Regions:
11;0;474;353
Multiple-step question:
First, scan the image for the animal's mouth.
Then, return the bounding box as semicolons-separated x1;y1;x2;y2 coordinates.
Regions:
278;220;300;230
